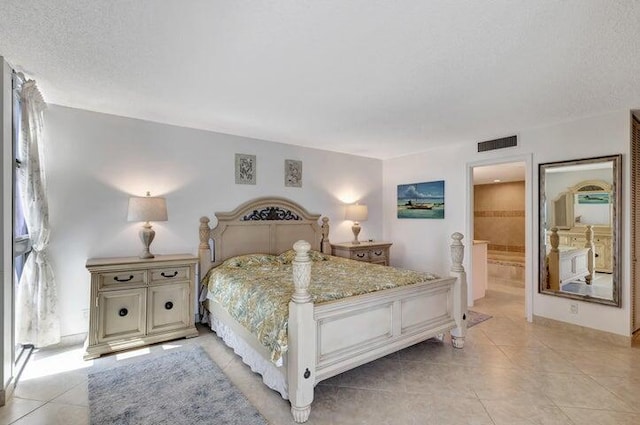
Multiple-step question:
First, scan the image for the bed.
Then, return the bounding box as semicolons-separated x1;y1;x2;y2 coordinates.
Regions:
546;226;595;291
198;197;468;423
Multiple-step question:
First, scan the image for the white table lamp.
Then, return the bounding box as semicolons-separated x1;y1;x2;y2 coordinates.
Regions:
127;192;168;259
345;203;368;245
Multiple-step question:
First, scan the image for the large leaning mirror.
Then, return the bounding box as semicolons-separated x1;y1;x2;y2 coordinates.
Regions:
539;154;622;306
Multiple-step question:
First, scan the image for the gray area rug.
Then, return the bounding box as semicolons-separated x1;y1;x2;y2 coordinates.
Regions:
89;346;268;425
467;310;492;328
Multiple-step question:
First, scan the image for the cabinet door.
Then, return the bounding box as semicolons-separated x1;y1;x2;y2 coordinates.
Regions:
98;288;146;342
147;283;190;334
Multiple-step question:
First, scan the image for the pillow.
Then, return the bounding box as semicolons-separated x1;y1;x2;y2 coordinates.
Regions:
277;249;328;264
221;254;278;268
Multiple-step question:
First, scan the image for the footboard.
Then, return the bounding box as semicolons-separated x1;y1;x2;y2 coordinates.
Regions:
314;277;456;381
547;227;595;290
287;233;468;423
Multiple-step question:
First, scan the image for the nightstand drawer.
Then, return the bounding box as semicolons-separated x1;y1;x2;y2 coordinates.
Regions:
99;270;146;290
331;241;392;266
370;249;387;261
149;266;190;284
350;250;370;261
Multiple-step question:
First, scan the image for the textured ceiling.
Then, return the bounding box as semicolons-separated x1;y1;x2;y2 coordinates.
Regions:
1;1;639;159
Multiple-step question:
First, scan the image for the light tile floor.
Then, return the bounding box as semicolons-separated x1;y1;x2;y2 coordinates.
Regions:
2;281;640;425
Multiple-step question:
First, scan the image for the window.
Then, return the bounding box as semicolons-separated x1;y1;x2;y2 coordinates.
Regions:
12;73;31;357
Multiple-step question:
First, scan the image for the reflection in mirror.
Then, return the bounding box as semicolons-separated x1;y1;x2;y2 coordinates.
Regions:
539;155;621;306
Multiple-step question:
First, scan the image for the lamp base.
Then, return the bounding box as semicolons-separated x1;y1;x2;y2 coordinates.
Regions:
351;222;361;245
139;223;156;259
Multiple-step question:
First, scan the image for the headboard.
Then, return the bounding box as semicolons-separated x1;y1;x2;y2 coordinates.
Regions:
198;197;331;275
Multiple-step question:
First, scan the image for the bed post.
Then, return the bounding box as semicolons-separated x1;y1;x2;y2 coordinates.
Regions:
548;227;560;291
320;217;331;254
584;225;595;284
449;232;468;349
199;217;213;276
288;240;316;423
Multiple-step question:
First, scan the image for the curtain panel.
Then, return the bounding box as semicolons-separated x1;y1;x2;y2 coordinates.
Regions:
15;77;60;347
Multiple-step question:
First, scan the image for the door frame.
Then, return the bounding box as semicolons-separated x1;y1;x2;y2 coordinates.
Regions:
466;153;534;322
632;112;640;333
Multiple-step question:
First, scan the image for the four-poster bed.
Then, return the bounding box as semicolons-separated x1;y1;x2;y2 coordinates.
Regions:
198;197;468;423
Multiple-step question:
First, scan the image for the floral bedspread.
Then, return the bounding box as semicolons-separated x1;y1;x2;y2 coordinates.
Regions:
202;250;440;364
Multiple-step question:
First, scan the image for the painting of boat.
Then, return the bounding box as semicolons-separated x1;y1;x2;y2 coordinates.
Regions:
397;181;445;219
404;200;432;209
577;193;609;204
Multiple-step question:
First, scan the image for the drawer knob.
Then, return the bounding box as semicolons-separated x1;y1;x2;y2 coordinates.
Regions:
165;301;174;310
356;253;366;258
161;271;178;278
113;275;134;283
374;251;383;256
118;308;128;317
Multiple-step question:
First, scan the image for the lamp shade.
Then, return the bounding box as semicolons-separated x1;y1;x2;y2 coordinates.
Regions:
345;204;368;222
127;192;168;222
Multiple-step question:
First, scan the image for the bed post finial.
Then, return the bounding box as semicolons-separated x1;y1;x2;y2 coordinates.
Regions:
289;239;315;422
199;217;211;249
584;225;595;284
292;240;312;304
550;227;559;251
449;232;467;349
321;217;331;254
548;227;560;290
450;232;465;273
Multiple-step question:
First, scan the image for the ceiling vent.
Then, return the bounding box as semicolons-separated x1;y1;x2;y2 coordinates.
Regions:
477;135;517;152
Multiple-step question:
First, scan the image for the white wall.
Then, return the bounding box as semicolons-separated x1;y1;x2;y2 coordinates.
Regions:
44;105;383;337
383;109;632;336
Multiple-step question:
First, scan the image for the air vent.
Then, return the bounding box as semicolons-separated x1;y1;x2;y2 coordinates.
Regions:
477;135;517;152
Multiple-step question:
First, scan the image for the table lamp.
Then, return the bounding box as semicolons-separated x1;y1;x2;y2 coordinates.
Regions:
127;191;168;259
345;203;368;245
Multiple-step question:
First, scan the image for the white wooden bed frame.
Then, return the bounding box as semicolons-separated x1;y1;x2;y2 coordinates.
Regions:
198;197;468;423
547;226;595;291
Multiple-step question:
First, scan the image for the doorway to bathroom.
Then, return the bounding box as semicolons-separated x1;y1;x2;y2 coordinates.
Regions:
469;160;529;319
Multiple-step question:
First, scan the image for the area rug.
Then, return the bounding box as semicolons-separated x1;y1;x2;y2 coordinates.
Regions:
467;310;492;328
89;346;267;425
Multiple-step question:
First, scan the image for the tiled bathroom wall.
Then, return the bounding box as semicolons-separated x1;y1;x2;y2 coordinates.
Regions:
474;181;525;283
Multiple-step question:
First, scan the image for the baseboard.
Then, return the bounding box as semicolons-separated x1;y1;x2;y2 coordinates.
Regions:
45;333;87;350
532;315;631;347
8;334;88;357
633;329;640;347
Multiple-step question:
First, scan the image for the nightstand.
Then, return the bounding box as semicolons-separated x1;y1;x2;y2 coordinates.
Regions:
331;241;392;266
84;254;199;360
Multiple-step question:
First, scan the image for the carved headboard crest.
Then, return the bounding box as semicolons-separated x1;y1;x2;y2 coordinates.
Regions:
577;185;605;192
242;207;301;221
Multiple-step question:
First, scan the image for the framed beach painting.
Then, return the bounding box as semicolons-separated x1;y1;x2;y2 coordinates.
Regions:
397;180;445;219
577;193;609;204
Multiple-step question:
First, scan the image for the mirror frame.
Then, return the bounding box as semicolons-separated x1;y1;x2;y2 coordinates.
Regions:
538;154;622;307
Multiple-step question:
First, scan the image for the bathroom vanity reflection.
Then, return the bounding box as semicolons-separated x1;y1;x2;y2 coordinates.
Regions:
539;155;621;306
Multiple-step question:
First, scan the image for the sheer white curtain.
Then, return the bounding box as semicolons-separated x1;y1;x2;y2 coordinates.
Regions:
15;77;60;347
